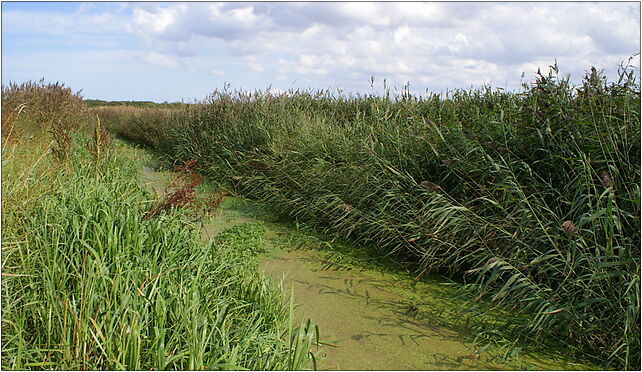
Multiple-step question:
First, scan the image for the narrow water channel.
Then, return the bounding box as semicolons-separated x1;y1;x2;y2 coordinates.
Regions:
139;163;592;371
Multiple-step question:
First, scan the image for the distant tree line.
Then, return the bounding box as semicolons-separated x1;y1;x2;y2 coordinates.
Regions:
84;99;189;109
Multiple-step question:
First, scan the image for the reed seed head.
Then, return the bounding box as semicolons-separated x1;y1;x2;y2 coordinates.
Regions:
421;181;440;192
600;171;613;189
338;203;353;213
562;220;577;235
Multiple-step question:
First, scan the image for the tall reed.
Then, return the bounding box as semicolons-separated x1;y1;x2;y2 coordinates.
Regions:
104;61;640;369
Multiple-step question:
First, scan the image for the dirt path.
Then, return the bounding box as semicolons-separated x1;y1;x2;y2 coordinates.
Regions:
138;162;590;371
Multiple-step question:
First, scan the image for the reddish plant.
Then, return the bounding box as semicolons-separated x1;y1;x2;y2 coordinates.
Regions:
198;191;228;220
49;119;74;162
145;160;227;221
145;160;204;219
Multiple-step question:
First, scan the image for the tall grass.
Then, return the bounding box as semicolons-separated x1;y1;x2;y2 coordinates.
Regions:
103;61;641;369
2;79;89;143
2;83;317;370
92;105;184;153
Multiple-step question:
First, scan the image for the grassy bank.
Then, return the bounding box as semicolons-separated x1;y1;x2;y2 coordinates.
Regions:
100;63;641;369
1;81;316;370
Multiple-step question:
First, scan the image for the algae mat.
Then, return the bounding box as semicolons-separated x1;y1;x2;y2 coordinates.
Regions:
262;246;490;370
260;242;590;371
138;162;591;371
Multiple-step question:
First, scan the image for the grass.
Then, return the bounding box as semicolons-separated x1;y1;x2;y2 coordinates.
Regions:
101;60;641;369
1;82;317;370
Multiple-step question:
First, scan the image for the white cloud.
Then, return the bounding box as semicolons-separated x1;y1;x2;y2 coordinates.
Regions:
142;52;179;69
2;5;128;36
245;56;264;72
122;2;639;94
132;6;177;34
4;2;639;101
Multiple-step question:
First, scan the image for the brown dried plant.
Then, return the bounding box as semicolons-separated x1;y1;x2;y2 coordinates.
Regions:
49;119;74;163
1;102;27;145
145;160;227;221
86;114;112;165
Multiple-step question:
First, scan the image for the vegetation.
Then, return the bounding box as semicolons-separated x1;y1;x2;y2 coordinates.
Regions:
2;79;89;153
101;61;641;369
91;105;183;151
1;81;316;370
85;99;188;109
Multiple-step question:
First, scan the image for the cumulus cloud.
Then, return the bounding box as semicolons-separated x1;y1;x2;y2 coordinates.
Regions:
122;2;639;94
2;3;128;36
142;52;180;69
128;3;272;43
3;2;639;100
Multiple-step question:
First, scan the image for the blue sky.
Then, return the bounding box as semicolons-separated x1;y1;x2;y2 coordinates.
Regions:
2;1;640;102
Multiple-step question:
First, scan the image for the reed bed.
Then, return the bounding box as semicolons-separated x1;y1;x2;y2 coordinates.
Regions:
103;62;641;369
1;83;316;370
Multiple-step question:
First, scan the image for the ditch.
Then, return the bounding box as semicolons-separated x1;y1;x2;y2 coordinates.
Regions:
138;150;594;371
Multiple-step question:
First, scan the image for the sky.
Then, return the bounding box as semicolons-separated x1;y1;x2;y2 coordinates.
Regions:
1;1;640;102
